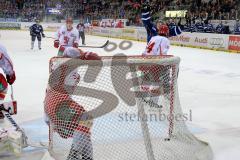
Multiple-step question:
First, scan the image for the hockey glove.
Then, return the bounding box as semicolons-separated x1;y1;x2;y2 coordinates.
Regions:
54;40;59;48
42;33;45;38
30;31;36;36
6;72;16;85
141;2;151;13
73;42;78;48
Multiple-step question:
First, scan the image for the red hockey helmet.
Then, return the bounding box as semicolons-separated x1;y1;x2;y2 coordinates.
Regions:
158;24;169;37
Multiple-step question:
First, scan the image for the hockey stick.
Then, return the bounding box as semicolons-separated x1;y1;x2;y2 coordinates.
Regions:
1;109;48;149
131;68;163;109
10;85;14;101
1;86;28;147
3;86;48;149
78;40;109;48
44;36;55;39
61;40;109;48
1;110;28;147
141;96;163;109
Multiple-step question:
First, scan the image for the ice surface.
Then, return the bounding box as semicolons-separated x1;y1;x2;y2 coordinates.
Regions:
0;30;239;159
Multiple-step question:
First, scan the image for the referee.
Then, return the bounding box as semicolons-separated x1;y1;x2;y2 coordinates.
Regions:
77;21;86;45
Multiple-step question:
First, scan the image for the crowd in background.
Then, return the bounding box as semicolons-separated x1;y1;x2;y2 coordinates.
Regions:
0;0;239;34
0;0;45;21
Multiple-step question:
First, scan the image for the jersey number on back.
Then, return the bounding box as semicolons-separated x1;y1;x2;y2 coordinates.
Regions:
147;42;155;54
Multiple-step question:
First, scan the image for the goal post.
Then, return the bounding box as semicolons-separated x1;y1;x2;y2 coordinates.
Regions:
44;55;213;160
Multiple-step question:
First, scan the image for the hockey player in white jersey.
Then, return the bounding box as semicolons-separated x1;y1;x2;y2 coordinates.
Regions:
143;24;170;56
63;47;101;60
141;3;175;105
0;43;16;120
54;17;79;56
140;25;171;106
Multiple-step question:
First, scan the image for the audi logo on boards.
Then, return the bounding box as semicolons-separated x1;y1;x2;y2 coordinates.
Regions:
210;38;224;48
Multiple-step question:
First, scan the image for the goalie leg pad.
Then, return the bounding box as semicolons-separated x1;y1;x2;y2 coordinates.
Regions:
0;128;25;155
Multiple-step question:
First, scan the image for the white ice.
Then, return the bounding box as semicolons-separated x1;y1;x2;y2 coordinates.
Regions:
0;30;240;160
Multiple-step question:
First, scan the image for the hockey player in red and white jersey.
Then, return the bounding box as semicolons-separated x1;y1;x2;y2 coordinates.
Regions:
141;5;173;104
143;24;170;56
45;47;101;160
0;43;16;120
63;47;101;60
54;17;79;56
141;24;171;101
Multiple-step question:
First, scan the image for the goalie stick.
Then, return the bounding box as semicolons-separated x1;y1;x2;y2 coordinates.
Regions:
0;86;48;149
1;109;28;148
1;107;48;149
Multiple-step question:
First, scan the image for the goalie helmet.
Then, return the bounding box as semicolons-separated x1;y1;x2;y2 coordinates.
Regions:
158;24;169;37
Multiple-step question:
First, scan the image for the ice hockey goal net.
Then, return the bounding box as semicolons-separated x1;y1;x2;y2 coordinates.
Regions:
44;55;213;160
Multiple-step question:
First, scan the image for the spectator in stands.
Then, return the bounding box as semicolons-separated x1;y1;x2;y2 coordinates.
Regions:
223;21;231;34
234;19;240;35
0;0;240;34
216;21;224;34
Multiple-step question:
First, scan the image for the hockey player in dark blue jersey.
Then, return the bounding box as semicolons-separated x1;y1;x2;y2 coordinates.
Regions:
216;21;224;34
141;3;182;43
204;23;214;33
234;19;240;35
29;19;45;50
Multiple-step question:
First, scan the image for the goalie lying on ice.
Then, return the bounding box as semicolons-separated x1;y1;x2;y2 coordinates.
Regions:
44;47;101;160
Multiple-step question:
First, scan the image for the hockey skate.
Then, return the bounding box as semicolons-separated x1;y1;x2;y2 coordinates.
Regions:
38;41;41;50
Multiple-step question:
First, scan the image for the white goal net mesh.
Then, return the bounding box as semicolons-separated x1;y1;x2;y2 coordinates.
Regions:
44;55;213;160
